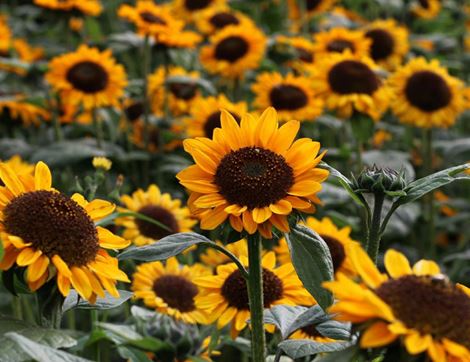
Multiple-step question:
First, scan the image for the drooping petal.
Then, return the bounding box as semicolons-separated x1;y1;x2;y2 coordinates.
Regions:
360;321;398;348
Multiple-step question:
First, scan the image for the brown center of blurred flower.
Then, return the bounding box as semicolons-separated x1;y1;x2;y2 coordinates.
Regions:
215;36;249;62
405;71;451;112
209;12;240;29
215;146;294;209
139;11;166;25
184;0;212;11
221;269;283;310
306;0;322;11
3;190;99;266
365;29;395;61
66;61;109;93
136;205;179;240
168;82;198;100
328;60;380;95
269;84;308;111
300;324;323;338
376;275;470;348
295;47;314;63
418;0;430;9
327;39;355;53
153;275;198;312
321;235;346;272
204;111;240;138
125;101;144;122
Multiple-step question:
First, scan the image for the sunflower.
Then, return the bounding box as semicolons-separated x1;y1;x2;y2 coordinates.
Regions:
0;96;50;126
312;28;371;58
311;52;390;120
388;58;465;128
252;72;323;122
171;0;226;22
363;19;409;71
33;0;102;16
411;0;441;19
324;246;470;362
276;36;316;69
0;38;44;75
184;95;247;138
275;217;358;276
148;66;202;117
0;162;130;303
195;6;254;35
117;184;196;246
177;107;329;239
199;239;248;268
287;0;337;20
132;258;211;324
195;251;315;337
0;15;11;54
46;45;127;109
199;24;266;78
0;156;34;178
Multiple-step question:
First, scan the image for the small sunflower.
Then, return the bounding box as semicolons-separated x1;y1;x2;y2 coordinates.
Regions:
184;94;247;138
177;107;329;239
276;36;316;69
195;6;254;35
33;0;102;16
132;258;211;324
199;239;248;268
252;72;323;122
411;0;441;19
363;19;409;71
0;96;50;126
287;0;337;20
324;246;470;362
0;162;130;303
118;184;196;246
312;28;371;58
199;24;266;78
195;251;315;337
172;0;226;22
311;52;390;120
388;58;465;128
46;45;127;109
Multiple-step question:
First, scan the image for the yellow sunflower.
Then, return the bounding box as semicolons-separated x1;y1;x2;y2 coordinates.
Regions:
199;238;248;268
177;107;329;239
0;162;130;303
388;57;465;128
195;6;254;35
411;0;441;19
184;94;247;138
132;257;211;324
324;246;470;362
287;0;337;20
289;327;335;342
199;24;266;78
46;45;127;109
0;156;34;178
312;28;371;58
33;0;102;16
195;251;315;337
0;38;44;75
171;0;226;22
363;19;409;71
275;217;358;276
311;52;390;120
148;66;202;117
0;96;50;126
276;36;316;69
0;15;11;54
117;184;196;246
252;72;323;122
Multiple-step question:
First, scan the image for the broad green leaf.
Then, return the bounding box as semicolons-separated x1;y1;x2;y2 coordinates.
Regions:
313;346;360;362
117;346;153;362
263;305;308;339
97;322;143;342
286;306;331;338
285;225;334;310
62;290;133;312
315;320;351;341
279;339;354;359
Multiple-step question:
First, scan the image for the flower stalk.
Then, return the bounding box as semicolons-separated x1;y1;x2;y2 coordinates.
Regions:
366;193;385;263
422;128;435;258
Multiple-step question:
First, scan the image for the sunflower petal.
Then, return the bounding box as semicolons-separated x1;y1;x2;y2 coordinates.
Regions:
34;161;52;190
0;163;25;196
360;321;397;348
384;249;412;278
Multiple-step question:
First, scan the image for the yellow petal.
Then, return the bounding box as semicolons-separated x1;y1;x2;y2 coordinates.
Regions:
0;163;25;196
412;260;440;276
27;255;50;282
52;255;72;278
404;332;431;354
200;206;228;230
217;307;237;329
360;321;397;348
347;244;386;289
384;249;412;278
70;267;92;300
97;227;130;249
85;199;116;220
57;273;71;296
252;207;272;224
17;248;42;266
269;200;292;215
34;161;52;190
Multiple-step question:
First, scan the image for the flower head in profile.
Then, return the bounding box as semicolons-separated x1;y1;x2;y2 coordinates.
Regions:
177;107;329;239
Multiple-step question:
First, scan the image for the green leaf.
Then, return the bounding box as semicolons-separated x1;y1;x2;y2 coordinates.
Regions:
285;225;334;310
62;290;133;312
263;305;309;339
313;346;360;362
315;320;351;340
126;337;167;352
97;322;143;342
117;346;153;362
279;339;354;359
118;232;212;261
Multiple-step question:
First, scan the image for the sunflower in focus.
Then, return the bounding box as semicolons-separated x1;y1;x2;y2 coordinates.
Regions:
0;96;50;126
324;246;470;361
199;239;248;268
118;184;196;246
46;45;127;109
172;0;226;21
363;19;409;70
252;72;323;122
388;58;465;128
195;6;254;35
200;24;266;78
177;107;329;239
33;0;102;16
276;36;316;69
312;28;371;58
0;162;130;303
195;251;315;337
411;0;441;19
287;0;337;20
132;258;211;324
311;52;390;120
184;95;247;138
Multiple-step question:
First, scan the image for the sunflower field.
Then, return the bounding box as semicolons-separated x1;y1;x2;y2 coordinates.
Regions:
1;0;470;361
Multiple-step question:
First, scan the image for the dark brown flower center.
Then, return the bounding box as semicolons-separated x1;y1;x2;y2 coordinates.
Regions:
221;268;283;310
215;36;249;62
301;324;323;338
269;84;308;111
418;0;429;9
327;39;355;53
295;47;313;63
209;12;240;29
215;147;294;209
139;11;166;25
306;0;321;11
136;205;179;240
66;61;109;93
184;0;212;11
365;29;395;61
3;190;99;266
203;111;240;138
328;60;380;95
125;101;144;122
153;275;198;312
168;82;198;100
404;71;451;112
321;235;346;272
376;275;470;349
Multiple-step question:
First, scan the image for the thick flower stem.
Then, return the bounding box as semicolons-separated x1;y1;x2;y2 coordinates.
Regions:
247;233;266;362
423;128;435;258
367;193;385;264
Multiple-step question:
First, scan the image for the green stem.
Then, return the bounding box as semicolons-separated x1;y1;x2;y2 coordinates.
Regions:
142;35;151;150
367;194;385;264
91;309;100;361
423;128;435;257
12;296;23;320
247;233;266;362
209;243;248;279
92;107;103;149
51;94;63;142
